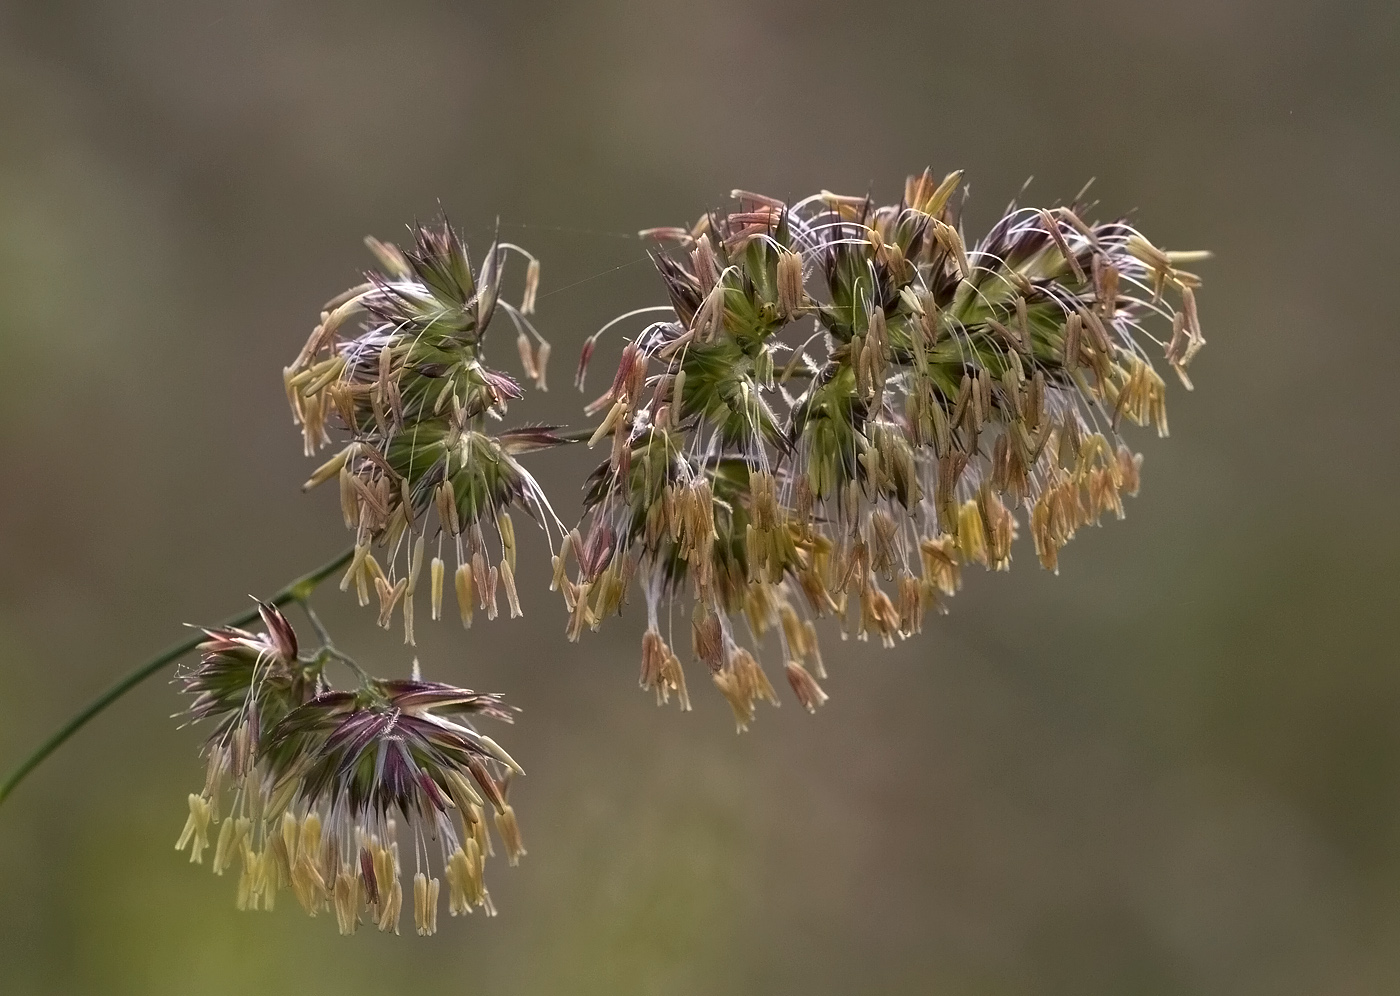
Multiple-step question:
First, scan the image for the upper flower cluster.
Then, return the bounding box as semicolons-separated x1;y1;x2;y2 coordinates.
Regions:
564;169;1207;727
283;223;567;645
278;174;1207;734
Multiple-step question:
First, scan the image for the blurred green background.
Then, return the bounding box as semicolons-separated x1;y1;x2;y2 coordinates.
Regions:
1;0;1396;992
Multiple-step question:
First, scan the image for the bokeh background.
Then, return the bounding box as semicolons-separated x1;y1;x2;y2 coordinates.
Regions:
1;1;1396;993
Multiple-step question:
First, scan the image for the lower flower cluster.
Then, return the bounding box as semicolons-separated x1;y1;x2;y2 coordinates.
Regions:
174;604;524;933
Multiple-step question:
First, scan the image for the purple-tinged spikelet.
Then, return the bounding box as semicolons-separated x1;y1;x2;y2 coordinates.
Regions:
174;605;523;932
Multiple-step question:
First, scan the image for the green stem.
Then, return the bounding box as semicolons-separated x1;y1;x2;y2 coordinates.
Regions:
297;602;372;681
0;545;356;807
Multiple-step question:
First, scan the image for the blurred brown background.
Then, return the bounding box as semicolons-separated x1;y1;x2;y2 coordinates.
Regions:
0;0;1396;993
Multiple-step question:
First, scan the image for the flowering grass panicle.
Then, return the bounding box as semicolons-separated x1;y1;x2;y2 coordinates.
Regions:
174;604;524;933
565;169;1207;728
283;221;568;646
154;168;1210;935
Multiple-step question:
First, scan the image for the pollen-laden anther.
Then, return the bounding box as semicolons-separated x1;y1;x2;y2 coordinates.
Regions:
568;170;1207;726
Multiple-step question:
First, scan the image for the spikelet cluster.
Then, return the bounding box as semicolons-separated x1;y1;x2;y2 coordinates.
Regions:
283;221;567;644
174;605;525;933
565;169;1207;727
